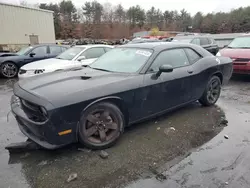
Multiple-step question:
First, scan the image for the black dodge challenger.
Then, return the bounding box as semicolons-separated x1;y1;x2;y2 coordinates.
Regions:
11;43;233;150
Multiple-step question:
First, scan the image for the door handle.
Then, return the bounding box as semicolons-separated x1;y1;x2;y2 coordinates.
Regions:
187;70;193;74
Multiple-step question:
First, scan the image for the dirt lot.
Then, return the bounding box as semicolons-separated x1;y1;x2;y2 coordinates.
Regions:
0;76;249;188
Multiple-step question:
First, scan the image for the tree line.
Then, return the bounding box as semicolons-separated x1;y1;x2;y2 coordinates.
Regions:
38;0;250;39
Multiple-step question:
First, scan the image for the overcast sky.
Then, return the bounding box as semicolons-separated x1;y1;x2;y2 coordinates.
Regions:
1;0;249;15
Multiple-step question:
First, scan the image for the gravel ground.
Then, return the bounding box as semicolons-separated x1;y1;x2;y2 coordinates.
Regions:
0;75;249;188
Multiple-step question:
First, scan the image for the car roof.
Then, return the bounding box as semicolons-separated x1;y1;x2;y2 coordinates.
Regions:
174;35;212;39
236;34;250;38
74;44;113;48
31;44;69;48
120;42;197;51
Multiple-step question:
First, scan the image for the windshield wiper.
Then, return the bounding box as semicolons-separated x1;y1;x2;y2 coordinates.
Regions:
91;67;113;72
83;65;113;72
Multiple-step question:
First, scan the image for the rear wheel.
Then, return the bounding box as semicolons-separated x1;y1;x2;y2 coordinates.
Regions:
78;102;124;150
199;76;221;106
0;62;18;78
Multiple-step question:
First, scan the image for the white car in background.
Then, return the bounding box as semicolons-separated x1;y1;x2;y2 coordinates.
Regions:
18;45;113;79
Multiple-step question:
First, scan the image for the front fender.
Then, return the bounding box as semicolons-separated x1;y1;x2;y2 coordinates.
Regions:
83;96;123;111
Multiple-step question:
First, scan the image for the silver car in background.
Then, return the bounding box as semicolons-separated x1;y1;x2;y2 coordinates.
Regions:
18;45;113;79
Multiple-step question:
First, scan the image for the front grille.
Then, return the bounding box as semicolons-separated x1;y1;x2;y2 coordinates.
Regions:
21;99;47;122
234;69;250;74
233;62;247;65
234;58;250;62
19;69;27;74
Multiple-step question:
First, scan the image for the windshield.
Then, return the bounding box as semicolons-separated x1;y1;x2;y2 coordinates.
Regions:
90;48;153;73
172;38;192;43
16;46;33;55
56;47;85;60
228;37;250;48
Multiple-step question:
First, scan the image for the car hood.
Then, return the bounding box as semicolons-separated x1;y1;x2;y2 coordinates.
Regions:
21;58;73;70
18;68;137;107
0;52;17;57
0;54;23;62
220;48;250;59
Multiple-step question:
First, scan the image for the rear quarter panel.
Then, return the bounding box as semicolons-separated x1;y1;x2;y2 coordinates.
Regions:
191;56;224;100
217;56;233;84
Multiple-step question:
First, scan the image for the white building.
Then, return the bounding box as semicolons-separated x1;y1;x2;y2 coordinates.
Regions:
0;2;55;52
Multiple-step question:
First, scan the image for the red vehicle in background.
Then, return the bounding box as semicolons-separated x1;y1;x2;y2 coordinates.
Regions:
216;34;250;75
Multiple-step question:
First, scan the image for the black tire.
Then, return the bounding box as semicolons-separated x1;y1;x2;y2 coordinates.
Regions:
0;62;18;78
199;76;221;106
78;102;125;150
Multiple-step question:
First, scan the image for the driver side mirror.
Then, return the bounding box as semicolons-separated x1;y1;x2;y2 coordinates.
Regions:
156;64;173;77
77;56;86;61
29;52;36;57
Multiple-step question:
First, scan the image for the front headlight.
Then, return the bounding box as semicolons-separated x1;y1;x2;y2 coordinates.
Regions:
40;106;48;117
11;95;21;106
216;52;221;56
34;69;45;74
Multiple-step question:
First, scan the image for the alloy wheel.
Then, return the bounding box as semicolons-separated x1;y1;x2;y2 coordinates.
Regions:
1;63;17;78
207;79;220;104
83;109;119;144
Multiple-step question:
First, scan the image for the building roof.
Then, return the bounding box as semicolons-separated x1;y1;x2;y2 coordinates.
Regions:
0;2;54;14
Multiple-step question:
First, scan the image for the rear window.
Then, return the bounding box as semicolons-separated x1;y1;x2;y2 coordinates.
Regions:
185;48;202;64
172;38;192;43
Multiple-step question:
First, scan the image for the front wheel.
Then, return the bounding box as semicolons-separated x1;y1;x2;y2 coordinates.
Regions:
78;102;125;150
0;62;18;78
199;76;221;106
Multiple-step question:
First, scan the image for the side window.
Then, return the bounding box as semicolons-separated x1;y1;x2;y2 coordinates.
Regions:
31;46;47;56
191;38;201;45
149;49;189;72
200;38;209;46
50;46;62;55
185;48;202;64
81;48;105;59
104;47;112;52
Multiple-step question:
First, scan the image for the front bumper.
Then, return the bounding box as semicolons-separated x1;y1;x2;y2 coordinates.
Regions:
11;88;78;149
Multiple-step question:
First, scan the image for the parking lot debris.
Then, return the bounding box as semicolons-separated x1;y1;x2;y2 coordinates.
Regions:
38;160;48;166
67;173;77;183
220;118;229;125
224;135;229;139
5;140;41;153
20;152;30;159
156;173;167;181
78;148;91;153
99;150;109;159
170;127;176;131
164;127;176;135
